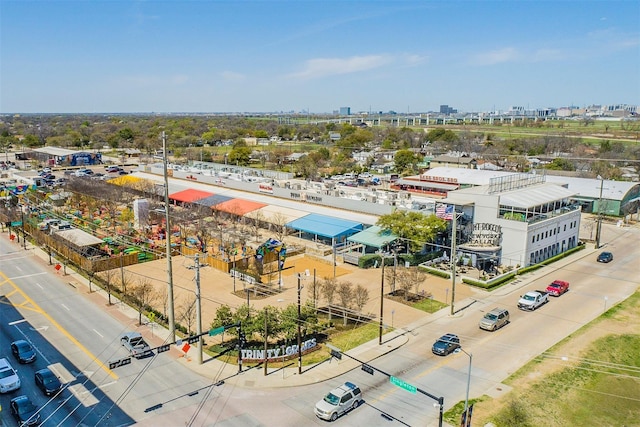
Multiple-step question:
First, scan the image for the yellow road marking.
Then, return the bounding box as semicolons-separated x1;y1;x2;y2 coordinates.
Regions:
0;271;118;380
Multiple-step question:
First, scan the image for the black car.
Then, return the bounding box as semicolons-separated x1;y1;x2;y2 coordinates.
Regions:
35;367;63;396
597;251;613;263
432;333;461;356
11;340;36;364
10;395;40;426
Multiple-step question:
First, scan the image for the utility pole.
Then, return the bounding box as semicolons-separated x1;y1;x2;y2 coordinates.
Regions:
263;307;268;376
162;131;176;342
379;259;385;345
450;209;458;316
194;254;203;365
297;274;303;375
595;176;605;249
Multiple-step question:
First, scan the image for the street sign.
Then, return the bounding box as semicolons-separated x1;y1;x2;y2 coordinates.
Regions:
390;376;417;394
109;357;131;370
11;221;22;227
209;326;225;336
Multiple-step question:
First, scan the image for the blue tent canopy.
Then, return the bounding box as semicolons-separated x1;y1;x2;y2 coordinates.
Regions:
286;213;363;239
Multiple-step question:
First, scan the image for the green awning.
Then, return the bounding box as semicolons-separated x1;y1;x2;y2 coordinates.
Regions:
347;225;397;249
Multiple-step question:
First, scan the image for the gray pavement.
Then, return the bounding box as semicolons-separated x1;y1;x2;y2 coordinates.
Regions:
14;228;607;391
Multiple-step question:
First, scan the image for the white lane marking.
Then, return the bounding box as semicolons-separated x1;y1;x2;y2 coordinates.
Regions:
15;266;22;272
93;329;104;338
36;282;44;289
8;319;27;325
8;272;48;280
61;304;70;311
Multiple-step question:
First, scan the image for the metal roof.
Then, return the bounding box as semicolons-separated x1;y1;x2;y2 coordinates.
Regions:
347;225;397;248
286;214;364;239
499;183;576;209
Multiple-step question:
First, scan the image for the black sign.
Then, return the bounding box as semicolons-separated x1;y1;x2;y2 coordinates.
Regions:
157;344;171;353
109;357;131;370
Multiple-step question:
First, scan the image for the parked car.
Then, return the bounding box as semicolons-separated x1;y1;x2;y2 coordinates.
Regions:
479;308;510;331
11;340;37;364
10;395;40;426
105;165;122;173
597;251;613;263
35;367;63;396
314;382;362;421
546;280;570;296
432;333;461;356
0;357;21;393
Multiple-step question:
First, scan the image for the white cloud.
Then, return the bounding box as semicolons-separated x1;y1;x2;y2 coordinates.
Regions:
470;47;567;65
220;71;246;81
288;53;425;79
116;74;189;86
470;47;520;66
289;55;392;79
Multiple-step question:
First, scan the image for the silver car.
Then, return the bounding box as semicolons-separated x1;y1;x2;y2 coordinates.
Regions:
0;357;21;393
314;382;362;421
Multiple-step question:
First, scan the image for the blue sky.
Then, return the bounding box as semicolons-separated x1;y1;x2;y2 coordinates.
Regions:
1;0;638;114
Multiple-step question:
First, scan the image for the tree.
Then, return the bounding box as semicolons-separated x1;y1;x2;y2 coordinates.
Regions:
353;284;369;320
100;268;117;305
321;276;338;321
178;294;197;335
131;278;157;325
337;281;354;326
377;211;447;252
394;149;420;174
396;267;427;301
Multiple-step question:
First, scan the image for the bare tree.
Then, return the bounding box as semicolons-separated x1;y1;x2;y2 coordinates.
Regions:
353;284;370;319
337;281;354;326
321;276;338;321
120;269;133;301
131;278;157;325
270;212;288;243
250;210;265;243
178;294;197;335
100;268;117;305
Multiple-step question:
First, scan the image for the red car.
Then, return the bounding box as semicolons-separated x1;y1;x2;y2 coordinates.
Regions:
546;280;569;296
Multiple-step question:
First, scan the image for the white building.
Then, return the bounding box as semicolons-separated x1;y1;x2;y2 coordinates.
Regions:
446;173;581;268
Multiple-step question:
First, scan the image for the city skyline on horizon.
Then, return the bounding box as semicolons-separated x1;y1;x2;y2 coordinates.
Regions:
2;1;639;114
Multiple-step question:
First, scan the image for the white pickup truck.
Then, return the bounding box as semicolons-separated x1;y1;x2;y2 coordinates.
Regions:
518;290;549;311
120;332;152;358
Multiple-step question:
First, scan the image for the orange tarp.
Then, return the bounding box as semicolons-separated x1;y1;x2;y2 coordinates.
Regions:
169;189;214;203
212;198;266;216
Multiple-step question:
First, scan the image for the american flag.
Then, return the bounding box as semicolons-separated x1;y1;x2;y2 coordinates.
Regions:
436;204;454;220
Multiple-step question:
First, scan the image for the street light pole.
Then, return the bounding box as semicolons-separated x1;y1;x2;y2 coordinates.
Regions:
460;348;473;427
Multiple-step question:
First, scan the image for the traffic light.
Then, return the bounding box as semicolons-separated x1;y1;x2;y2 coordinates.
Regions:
187;335;200;344
157;344;170;353
361;364;374;375
238;331;246;348
330;349;342;360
